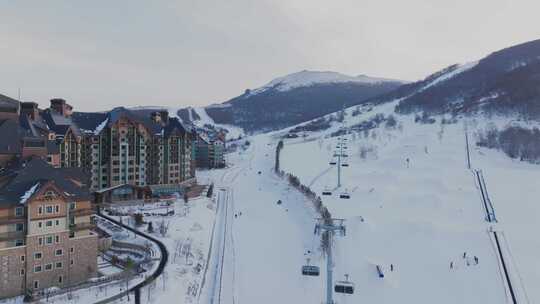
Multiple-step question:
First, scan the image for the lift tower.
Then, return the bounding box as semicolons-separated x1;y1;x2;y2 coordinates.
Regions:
315;218;346;304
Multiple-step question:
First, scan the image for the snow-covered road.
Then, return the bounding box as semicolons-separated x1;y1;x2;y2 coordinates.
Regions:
199;137;326;303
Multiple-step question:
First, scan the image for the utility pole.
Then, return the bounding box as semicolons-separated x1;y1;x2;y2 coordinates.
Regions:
464;121;471;170
315;218;346;304
337;137;342;188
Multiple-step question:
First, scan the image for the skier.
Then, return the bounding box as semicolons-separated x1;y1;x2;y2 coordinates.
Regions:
463;252;467;258
390;264;394;272
474;256;479;265
450;261;453;269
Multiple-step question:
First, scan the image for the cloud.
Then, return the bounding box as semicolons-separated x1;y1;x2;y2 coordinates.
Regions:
0;0;539;111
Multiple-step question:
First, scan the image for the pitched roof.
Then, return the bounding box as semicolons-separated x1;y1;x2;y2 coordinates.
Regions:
0;119;28;154
0;157;90;207
41;109;81;137
0;94;20;112
72;107;193;137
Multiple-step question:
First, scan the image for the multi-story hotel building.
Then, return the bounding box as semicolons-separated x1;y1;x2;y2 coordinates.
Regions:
0;157;97;298
73;107;195;191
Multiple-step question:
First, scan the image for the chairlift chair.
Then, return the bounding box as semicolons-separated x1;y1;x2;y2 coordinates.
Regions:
339;191;351;199
335;274;355;294
341;161;349;167
322;187;332;196
301;258;320;276
301;265;320;276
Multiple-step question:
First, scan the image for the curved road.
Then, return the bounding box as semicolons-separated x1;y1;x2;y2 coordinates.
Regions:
96;211;169;304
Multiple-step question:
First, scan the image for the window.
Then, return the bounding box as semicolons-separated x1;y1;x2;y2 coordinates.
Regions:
55;205;59;213
34;252;42;259
69;231;75;238
16;223;24;231
38;206;43;214
70;247;74;253
20;269;25;276
70;259;74;266
38;222;42;228
58;275;63;284
55;262;63;269
46;236;53;244
38;237;43;246
33;280;39;289
46;206;53;213
69;203;76;210
45;263;53;271
34;265;42;273
55;235;60;243
15;239;24;246
55;249;63;256
55;220;60;226
15;207;24;216
46;221;52;227
20;255;25;262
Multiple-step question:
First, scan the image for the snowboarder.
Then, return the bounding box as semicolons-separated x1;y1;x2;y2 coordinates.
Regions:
390;264;394;272
406;158;410;168
474;256;479;265
450;261;454;269
463;252;467;258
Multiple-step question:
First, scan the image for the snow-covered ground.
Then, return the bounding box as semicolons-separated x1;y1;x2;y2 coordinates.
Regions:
196;139;326;303
120;195;217;304
192;106;244;139
277;105;540;303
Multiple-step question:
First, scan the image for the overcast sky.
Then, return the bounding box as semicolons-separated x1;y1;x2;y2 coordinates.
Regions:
1;1;539;112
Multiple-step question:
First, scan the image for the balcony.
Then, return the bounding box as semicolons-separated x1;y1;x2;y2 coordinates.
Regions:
69;222;96;231
0;230;25;242
69;208;95;217
0;215;26;225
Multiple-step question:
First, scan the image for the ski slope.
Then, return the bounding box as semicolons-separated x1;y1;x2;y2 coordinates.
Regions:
197;138;328;303
276;106;539;303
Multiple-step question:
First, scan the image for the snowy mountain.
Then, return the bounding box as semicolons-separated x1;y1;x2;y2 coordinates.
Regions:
201;70;404;132
245;70;404;97
371;39;540;119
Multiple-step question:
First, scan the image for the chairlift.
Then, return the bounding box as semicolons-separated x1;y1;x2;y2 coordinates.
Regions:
301;259;320;276
341;161;349;167
339;191;350;199
322;187;332;196
329;160;337;165
335;274;355;294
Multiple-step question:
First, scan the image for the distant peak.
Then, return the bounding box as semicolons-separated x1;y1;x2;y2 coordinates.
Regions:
245;70;405;97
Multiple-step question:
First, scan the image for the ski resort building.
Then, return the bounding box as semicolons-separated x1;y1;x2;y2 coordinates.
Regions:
195;131;226;169
0;94;197;194
0;157;97;299
72;107;195;191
